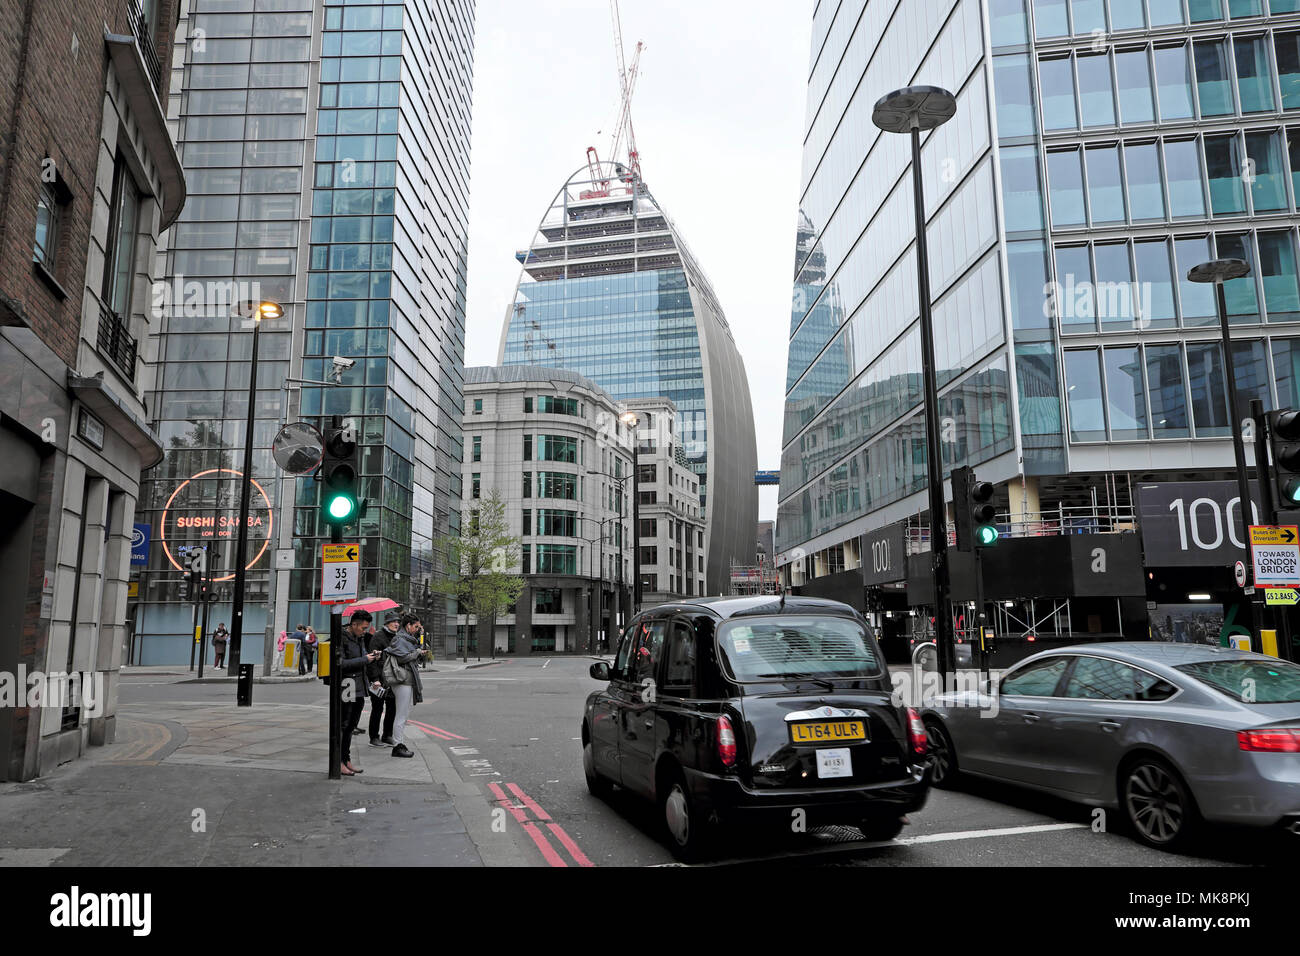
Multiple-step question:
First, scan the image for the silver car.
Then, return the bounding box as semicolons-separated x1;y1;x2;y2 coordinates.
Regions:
921;642;1300;850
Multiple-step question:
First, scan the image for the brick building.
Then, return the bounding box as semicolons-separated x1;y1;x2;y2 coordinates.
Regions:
0;0;185;780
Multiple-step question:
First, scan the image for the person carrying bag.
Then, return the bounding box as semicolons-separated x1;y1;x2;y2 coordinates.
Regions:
381;613;426;758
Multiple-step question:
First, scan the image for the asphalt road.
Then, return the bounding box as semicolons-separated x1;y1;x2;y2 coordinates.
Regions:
121;658;1291;867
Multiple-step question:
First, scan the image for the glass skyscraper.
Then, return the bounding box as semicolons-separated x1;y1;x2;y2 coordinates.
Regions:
499;159;757;594
780;0;1300;584
134;0;475;662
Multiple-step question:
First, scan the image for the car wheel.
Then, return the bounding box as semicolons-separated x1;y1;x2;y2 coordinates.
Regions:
924;717;959;790
660;769;711;862
583;741;611;798
857;814;906;842
1121;756;1198;850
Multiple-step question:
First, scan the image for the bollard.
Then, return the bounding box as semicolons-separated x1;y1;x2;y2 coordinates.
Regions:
237;663;254;706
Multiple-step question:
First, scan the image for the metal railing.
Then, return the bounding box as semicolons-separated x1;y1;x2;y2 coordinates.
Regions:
904;505;1136;553
128;0;163;92
97;300;138;383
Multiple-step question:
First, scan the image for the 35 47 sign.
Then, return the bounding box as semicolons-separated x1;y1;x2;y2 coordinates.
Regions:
320;543;360;605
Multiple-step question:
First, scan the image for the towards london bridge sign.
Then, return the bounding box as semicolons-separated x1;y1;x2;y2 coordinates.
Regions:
159;467;273;580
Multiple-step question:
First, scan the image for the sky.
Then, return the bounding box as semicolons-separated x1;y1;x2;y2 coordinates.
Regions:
463;0;814;522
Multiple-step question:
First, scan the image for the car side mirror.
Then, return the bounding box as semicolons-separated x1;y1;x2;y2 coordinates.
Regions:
590;661;612;681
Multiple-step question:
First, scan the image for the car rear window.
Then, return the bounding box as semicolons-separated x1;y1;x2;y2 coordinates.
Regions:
1174;659;1300;703
716;616;880;682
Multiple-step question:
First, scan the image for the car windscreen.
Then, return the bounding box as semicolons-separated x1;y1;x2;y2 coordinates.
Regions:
716;616;881;682
1174;659;1300;704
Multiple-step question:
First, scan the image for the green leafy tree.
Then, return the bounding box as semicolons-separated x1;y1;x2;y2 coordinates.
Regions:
432;489;525;661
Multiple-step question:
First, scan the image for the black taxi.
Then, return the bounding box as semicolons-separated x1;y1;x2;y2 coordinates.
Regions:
582;596;931;859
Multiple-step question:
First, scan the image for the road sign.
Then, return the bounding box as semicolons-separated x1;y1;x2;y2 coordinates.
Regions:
321;543;360;605
1265;587;1300;606
1235;560;1247;588
1249;525;1300;586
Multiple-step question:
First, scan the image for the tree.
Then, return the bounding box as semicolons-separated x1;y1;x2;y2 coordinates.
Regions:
432;489;525;661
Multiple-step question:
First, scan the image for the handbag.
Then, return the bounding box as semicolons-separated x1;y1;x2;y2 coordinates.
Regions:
382;651;408;687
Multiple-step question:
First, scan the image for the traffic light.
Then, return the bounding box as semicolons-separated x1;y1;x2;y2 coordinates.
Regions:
1269;409;1300;507
971;479;998;547
319;418;365;526
183;548;204;600
952;465;975;552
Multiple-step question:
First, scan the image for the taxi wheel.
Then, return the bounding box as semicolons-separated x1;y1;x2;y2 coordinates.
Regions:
858;814;905;842
660;770;710;862
924;717;959;790
583;741;611;798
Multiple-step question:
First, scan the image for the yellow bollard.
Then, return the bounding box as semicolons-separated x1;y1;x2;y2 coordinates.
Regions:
317;642;330;678
1261;629;1280;658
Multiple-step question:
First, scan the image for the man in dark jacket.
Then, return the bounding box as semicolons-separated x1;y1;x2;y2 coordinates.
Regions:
367;613;400;747
339;609;380;776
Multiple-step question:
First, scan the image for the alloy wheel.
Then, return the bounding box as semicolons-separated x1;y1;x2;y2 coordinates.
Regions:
664;783;691;847
1124;762;1186;845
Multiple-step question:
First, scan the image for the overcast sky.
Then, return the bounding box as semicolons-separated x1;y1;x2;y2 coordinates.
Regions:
463;0;814;522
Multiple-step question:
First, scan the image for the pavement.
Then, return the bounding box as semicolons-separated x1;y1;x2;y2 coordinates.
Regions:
0;658;528;867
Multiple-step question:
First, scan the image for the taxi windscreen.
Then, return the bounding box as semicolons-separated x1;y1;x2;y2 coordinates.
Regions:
716;616;881;682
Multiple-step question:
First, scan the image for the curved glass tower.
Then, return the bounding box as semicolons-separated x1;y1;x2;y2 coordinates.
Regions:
499;158;757;594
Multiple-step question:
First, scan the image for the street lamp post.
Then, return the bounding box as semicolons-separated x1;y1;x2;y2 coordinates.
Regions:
1189;258;1258;646
873;86;958;688
578;516;611;654
226;299;283;677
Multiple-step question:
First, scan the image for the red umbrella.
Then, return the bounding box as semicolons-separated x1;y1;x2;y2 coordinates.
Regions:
344;596;399;616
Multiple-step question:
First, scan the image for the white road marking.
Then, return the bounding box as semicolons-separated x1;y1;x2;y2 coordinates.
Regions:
543;660;550;669
898;822;1086;845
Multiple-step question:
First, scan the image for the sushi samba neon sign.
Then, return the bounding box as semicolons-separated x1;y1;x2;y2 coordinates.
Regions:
160;467;273;581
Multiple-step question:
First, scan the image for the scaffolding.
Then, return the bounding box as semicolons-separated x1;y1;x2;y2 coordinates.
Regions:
730;562;779;596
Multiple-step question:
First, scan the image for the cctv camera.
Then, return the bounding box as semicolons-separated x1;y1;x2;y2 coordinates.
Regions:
332;356;356;371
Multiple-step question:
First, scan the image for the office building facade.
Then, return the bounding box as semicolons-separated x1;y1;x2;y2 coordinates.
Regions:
499;158;757;596
781;0;1300;641
0;0;185;779
133;0;475;663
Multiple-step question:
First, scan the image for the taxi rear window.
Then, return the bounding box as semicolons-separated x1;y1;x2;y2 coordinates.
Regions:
716;616;880;682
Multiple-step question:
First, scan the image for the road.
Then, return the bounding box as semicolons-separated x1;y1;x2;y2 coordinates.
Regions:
121;657;1289;866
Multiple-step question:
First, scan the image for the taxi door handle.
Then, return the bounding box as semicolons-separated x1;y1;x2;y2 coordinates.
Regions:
1023;713;1040;723
643;717;654;730
1099;720;1121;732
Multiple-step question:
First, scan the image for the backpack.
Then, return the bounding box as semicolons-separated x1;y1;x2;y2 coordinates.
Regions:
381;651;409;687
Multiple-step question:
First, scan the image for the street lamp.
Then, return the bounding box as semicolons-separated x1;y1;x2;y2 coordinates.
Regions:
578;515;614;653
226;298;283;677
873;85;958;688
1189;258;1258;645
620;410;642;615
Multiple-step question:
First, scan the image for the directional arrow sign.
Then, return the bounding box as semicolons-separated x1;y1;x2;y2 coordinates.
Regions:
321;543;360;605
1266;588;1300;606
1250;526;1300;587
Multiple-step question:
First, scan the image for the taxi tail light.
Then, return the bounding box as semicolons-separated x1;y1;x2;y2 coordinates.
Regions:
716;715;737;768
906;707;927;756
1237;728;1300;752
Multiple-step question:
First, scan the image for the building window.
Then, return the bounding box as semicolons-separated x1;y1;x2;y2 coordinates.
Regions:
1175;235;1217;326
1035;0;1068;39
1147;344;1190;438
1055;245;1095;333
1095;242;1137;332
104;153;142;316
1116;47;1156;124
1046;149;1085;226
994;53;1037;138
637;463;656;483
471;473;480;498
638;490;656;505
522;545;530;574
640;546;657;565
1259;230;1300;321
1278;31;1300;110
1124;142;1165;221
638;517;656;537
1153;44;1194;121
1245;130;1287;213
1194;38;1234;116
538;395;578;415
523;434;532;460
522;509;531;535
1085;145;1126;225
1077;53;1115;127
1236;34;1274;114
1065;349;1106;442
1039;56;1077;130
473;398;483;414
523;472;532;498
1214;232;1259;321
33;174;67;275
1133;239;1177;328
538;472;577;500
1187;341;1230;437
1164;138;1206;217
524;396;533;413
535;544;576;574
536;434;576;462
1000;146;1045;232
1206;133;1248;216
471;435;481;462
535;589;562;614
536;509;576;536
1103;346;1148;440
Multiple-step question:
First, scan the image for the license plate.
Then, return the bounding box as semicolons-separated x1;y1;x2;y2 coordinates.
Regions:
817;748;852;779
790;720;866;744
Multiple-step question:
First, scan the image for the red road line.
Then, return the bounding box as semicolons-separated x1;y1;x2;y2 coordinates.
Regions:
415;725;456;740
486;782;567;867
546;823;595;867
408;719;466;740
506;782;551;821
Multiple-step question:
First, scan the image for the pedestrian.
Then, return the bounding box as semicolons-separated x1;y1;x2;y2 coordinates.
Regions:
338;609;381;776
367;613;400;747
212;623;229;669
301;625;318;673
382;613;427;758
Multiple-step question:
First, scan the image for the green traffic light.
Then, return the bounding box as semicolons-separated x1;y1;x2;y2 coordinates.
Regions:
326;493;357;521
1285;478;1300;504
977;525;999;546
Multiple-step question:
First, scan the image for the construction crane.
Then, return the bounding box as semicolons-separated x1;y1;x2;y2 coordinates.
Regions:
581;1;643;199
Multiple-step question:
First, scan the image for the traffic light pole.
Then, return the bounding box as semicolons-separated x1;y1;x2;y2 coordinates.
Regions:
1253;400;1293;661
328;522;342;780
